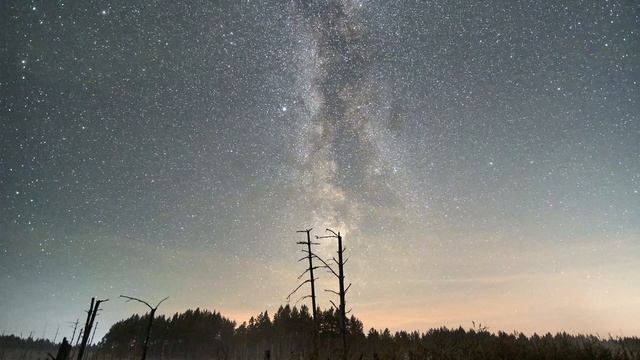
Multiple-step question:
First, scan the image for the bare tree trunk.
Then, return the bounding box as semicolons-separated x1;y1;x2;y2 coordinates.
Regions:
75;328;83;347
140;308;156;360
317;229;351;360
290;228;322;358
89;322;98;346
301;229;319;359
337;233;347;360
119;295;167;360
70;319;79;347
78;298;108;360
77;297;95;360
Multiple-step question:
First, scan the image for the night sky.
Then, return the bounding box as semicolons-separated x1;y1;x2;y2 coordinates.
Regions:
1;0;639;340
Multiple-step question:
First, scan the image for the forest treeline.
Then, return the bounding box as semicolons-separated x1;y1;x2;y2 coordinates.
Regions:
0;335;58;354
76;305;640;359
2;306;640;359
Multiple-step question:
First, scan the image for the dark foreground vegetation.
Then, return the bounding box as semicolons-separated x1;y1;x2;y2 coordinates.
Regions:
2;305;639;360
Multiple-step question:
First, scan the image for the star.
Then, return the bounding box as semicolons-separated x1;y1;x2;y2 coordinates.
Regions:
0;0;637;341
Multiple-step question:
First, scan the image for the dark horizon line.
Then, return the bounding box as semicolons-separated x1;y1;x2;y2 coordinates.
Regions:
3;303;639;343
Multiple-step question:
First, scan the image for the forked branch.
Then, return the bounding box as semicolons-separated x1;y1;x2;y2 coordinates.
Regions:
120;295;168;311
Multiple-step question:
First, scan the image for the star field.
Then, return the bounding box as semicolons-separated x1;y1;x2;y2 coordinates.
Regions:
0;0;639;340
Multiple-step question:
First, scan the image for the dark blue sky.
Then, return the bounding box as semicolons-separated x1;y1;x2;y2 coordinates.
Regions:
1;0;638;340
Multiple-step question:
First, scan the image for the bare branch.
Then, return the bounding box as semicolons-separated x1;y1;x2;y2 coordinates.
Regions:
324;289;340;296
296;267;316;280
325;228;339;237
296;228;312;233
120;295;153;310
298;268;309;280
345;283;352;293
155;297;169;308
294;295;312;306
312;254;339;278
329;300;338;310
286;279;311;301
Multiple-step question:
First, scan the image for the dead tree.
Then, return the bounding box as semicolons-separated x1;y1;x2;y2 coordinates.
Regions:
120;295;169;360
287;228;321;357
53;324;60;344
89;321;98;345
74;328;83;347
69;319;79;347
77;297;108;360
316;228;351;360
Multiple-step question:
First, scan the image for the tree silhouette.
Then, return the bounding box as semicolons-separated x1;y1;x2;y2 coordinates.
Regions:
80;307;640;360
119;295;168;360
77;297;108;360
68;319;79;347
287;228;322;357
316;228;351;360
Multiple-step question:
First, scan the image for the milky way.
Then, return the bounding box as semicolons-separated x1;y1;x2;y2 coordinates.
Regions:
1;0;639;340
289;1;396;234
